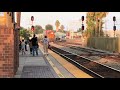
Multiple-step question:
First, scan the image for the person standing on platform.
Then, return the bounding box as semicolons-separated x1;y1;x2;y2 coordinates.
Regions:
21;39;26;55
43;35;49;55
31;34;38;56
29;39;33;54
19;40;22;52
25;40;28;51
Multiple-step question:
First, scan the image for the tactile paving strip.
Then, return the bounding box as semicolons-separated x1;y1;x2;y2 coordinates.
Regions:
21;66;55;78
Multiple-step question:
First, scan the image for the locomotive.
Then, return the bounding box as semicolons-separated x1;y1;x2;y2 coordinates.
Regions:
43;30;55;42
43;30;66;42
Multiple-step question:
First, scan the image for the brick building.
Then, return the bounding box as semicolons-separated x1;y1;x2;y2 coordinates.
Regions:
0;12;20;78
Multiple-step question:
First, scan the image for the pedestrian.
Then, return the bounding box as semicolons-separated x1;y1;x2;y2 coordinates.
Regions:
31;34;38;56
29;39;32;54
21;39;26;55
25;40;28;51
19;40;22;52
36;37;39;49
43;35;49;55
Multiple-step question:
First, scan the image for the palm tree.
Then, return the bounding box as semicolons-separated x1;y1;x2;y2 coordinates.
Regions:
55;20;60;32
86;12;108;37
86;12;96;37
94;12;108;37
98;12;108;36
60;25;65;32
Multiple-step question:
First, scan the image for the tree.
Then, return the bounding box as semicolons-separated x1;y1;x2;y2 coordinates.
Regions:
20;27;31;40
86;12;96;37
45;24;53;30
97;12;108;37
55;20;60;32
92;12;108;37
86;12;108;37
77;28;82;32
60;25;65;32
34;25;43;34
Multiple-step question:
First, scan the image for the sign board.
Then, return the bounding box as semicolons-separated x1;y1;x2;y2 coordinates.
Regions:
0;12;4;16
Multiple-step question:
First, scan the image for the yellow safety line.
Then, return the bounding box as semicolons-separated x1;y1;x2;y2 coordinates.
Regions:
46;57;65;78
49;49;93;78
39;46;65;78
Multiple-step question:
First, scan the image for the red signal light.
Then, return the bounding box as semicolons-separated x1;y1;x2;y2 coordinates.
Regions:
31;26;34;31
82;16;84;21
82;25;84;30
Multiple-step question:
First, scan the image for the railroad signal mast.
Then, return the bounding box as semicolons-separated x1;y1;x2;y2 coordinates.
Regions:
113;16;116;37
31;16;34;35
31;25;34;31
81;16;84;35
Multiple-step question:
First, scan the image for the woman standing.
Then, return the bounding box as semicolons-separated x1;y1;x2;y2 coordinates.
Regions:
21;39;26;55
43;35;49;55
29;39;33;54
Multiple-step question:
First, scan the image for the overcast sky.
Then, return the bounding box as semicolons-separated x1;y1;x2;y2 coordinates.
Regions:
103;12;120;30
20;12;120;31
20;12;86;30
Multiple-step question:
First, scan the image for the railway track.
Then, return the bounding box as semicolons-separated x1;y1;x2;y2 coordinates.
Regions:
54;42;120;59
49;45;120;78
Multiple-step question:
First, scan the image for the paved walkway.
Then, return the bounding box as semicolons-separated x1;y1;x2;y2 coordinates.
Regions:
14;44;75;78
14;45;59;78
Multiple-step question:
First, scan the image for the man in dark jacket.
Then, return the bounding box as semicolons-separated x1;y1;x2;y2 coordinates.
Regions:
25;40;28;51
31;34;38;56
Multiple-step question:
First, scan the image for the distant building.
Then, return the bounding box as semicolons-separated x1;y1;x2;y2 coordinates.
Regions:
104;30;120;37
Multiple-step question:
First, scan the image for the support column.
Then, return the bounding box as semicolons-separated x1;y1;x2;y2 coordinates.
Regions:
0;12;19;78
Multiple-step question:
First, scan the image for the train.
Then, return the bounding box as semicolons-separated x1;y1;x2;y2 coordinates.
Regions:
43;30;66;42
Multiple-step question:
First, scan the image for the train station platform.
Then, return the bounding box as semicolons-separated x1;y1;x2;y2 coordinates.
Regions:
14;49;58;78
14;43;92;78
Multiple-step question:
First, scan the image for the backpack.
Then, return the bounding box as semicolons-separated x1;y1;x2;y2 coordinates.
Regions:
43;38;48;44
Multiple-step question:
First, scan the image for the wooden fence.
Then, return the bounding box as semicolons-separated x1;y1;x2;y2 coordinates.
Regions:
87;37;120;53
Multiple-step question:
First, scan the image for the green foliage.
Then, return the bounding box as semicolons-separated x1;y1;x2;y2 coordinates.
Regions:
60;25;65;30
55;20;60;27
45;24;53;30
86;12;108;37
55;20;60;31
34;25;44;34
20;27;31;40
77;28;82;32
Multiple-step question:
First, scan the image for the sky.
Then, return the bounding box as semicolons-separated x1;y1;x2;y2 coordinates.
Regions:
103;12;120;30
20;12;120;31
20;12;86;31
